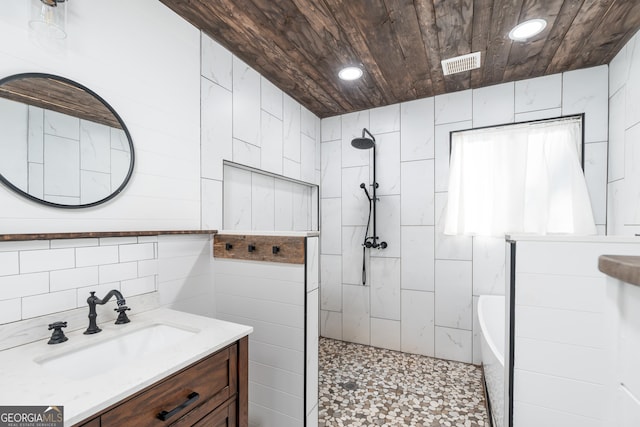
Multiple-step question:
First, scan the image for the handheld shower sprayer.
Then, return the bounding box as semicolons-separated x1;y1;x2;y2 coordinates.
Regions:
359;182;372;201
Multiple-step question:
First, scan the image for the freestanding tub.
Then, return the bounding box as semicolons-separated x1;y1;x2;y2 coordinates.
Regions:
478;295;505;427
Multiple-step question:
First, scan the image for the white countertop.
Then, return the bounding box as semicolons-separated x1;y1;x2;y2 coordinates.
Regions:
0;308;252;426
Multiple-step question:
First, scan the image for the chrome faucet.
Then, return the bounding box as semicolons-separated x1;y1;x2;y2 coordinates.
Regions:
84;290;131;335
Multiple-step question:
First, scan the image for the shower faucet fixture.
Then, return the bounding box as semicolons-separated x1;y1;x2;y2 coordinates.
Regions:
351;128;388;285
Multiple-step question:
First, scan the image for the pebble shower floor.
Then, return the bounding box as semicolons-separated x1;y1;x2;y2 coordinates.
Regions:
319;338;489;427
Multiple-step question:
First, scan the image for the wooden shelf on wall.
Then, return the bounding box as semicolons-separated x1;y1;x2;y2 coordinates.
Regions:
0;230;218;242
213;234;306;264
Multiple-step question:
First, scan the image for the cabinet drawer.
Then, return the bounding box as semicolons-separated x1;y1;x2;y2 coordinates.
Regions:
102;344;237;426
193;398;236;427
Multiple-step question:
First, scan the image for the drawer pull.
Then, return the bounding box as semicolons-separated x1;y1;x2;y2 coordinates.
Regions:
157;392;200;421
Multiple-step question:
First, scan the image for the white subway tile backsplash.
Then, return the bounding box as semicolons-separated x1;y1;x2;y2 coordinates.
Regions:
50;238;98;249
0;272;48;300
0;298;21;324
99;262;138;284
76;245;119;267
50;266;98;292
119;243;155;263
138;259;159;277
99;237;137;246
22;289;76;320
20;248;75;274
0;252;19;276
121;275;156;297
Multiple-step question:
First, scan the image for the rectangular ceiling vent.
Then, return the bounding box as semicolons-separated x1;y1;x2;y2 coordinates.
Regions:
441;52;481;75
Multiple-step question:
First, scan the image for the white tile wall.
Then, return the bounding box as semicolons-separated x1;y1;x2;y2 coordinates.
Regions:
201;33;320;234
400;97;435;161
0;234;213;325
320;66;609;364
608;29;640;233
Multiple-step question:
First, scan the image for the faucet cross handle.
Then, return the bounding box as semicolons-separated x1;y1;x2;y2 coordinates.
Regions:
47;321;68;345
114;305;131;324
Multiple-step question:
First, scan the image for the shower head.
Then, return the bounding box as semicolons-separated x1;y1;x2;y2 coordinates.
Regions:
351;128;376;150
351;137;375;150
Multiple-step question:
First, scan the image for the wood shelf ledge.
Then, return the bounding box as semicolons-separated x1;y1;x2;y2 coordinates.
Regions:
598;255;640;287
0;230;218;242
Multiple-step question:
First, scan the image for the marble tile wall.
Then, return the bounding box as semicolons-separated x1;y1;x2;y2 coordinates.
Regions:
200;33;321;232
607;29;640;236
320;66;609;364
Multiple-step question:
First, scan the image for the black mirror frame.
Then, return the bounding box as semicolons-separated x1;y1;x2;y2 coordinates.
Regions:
0;72;135;209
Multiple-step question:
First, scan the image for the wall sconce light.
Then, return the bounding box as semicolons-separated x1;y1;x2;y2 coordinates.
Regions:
29;0;68;40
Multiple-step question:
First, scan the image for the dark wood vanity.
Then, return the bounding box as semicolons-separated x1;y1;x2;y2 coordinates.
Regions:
73;337;248;427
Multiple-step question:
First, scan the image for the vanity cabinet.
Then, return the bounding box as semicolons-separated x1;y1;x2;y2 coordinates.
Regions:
74;337;248;427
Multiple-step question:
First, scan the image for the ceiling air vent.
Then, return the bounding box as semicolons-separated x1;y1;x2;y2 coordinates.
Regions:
441;52;481;75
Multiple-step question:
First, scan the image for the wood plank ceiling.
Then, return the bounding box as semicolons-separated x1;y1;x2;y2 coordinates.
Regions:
160;0;640;118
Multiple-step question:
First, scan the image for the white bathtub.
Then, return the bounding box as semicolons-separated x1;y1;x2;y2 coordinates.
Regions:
478;295;505;427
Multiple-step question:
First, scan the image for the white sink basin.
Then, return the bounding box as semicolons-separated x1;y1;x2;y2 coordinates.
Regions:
36;324;197;380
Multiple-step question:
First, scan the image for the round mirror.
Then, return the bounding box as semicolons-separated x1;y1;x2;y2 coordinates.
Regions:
0;73;134;208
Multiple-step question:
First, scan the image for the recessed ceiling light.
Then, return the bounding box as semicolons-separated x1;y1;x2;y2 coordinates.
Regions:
509;19;547;41
339;66;363;81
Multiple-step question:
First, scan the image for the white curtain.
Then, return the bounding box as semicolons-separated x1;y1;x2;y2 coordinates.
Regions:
444;118;597;236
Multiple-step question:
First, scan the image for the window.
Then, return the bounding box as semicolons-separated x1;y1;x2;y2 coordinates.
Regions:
444;116;596;236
